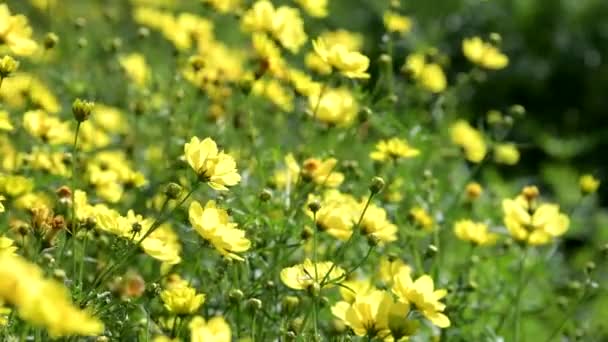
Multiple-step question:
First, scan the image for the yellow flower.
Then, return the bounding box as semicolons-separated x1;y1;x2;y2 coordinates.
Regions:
0;111;13;132
392;271;450;328
22;110;72;145
370;137;420;161
0;302;10;326
184;136;241;191
0;235;17;257
494;143;520;165
404;53;447;93
0;174;34;197
0;254;104;337
252;78;294;112
241;1;307;53
287;68;322;96
295;0;328;18
453;219;498;246
0;73;61;113
339;279;374;303
383;11;412;34
360;203;398;243
301;157;344;187
0;55;19;78
462;36;509;70
378;257;412;286
308;87;358;127
189;316;231;342
580;174;600;194
119;53;150;87
202;0;242;14
280;258;345;290
409;206;433;231
0;4;38;56
189;200;251;261
141;223;182;265
160;282;205;315
331;289;410;339
312;38;370;79
449;120;487;163
502;191;569;245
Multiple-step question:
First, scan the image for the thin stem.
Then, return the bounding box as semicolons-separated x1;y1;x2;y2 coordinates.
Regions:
251;310;257;341
513;247;529;342
545;288;588;342
70;121;82;234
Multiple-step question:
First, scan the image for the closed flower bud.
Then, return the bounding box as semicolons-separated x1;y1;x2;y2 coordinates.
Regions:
0;55;19;78
259;189;272;202
137;27;150;39
228;289;244;303
281;295;300;313
164;182;182;200
246;298;262;311
522;186;539;201
509;104;526;117
72;98;94;122
584;261;596;275
579;174;600;194
301;226;314;240
369;176;385;194
308;199;321;213
465;182;483;200
44;32;59;50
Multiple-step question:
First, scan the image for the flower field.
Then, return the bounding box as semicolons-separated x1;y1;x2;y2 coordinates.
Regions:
0;0;606;341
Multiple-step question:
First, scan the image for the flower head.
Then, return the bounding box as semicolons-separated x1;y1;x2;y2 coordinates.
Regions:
453;219;498;246
280;258;345;290
392;271;450;328
184;137;241;191
370;137;420;161
450;120;487;163
462;36;509;70
312;38;370;79
160;282;205;315
189;316;231;342
580;174;600;194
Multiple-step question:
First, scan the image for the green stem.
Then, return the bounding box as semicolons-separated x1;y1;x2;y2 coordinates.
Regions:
71;121;82;235
544;288;588;342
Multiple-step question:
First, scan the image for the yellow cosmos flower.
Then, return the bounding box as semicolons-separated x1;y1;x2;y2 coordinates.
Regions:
0;174;34;197
378;257;412;286
409;206;433;231
295;0;328;18
502;190;569;245
307;190;358;240
0;4;38;56
383;11;413;34
360;203;398;244
453;219;498;246
189;316;231;342
580;174;600;194
331;289;411;339
0;73;61;113
184;136;241;191
0;235;17;257
462;36;509;70
0;111;13;132
160;282;205;315
392;271;450;328
301;157;345;187
370;137;420;161
241;0;307;53
0;254;103;337
280;258;345;290
404;53;447;93
118;53;150;87
202;0;242;14
494;143;520;165
141;223;182;265
22;110;72;145
312;38;370;79
252;78;294;112
449;119;487;163
338;279;374;303
189;200;251;261
308;87;358;127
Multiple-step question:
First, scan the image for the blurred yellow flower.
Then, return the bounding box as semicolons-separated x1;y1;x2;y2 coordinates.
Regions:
453;219;498;246
0;235;17;257
580;174;600;194
0;4;38;56
0;73;61;113
370;137;420;161
312;38;370;79
392;271;450;328
383;11;413;34
450;120;487;163
280;258;345;290
331;289;410;339
465;181;483;200
409;206;433;231
0;111;12;132
360;203;398;243
295;0;328;18
494;143;520;165
378;257;412;286
404;53;447;93
0;254;104;337
22;110;72;145
184;136;241;191
462;36;509;70
502;190;569;245
301;157;345;187
202;0;242;14
189;200;251;261
160;282;205;315
141;223;182;265
119;53;150;87
308;87;358;127
189;316;232;342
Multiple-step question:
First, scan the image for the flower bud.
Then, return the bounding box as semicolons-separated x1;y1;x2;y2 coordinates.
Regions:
509;104;526;117
259;189;272;202
72;98;94;122
137;27;150;39
281;295;300;314
246;298;262;311
465;182;483;200
0;55;19;78
44;32;59;50
164;182;182;200
228;289;244;303
521;186;539;201
369;176;385;194
301;226;314;240
308;199;321;213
